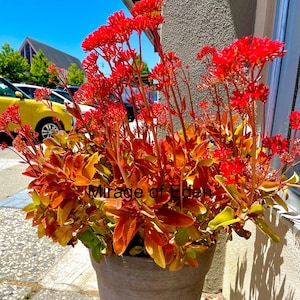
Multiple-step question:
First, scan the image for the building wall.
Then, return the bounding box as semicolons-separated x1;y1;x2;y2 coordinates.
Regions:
161;0;256;129
222;211;300;300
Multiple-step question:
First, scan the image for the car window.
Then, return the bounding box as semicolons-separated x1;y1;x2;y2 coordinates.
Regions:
54;90;73;101
18;87;33;97
0;82;17;97
49;93;65;104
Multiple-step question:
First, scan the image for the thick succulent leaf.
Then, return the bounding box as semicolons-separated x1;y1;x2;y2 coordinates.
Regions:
175;227;189;246
282;171;299;185
215;175;239;204
259;181;279;192
50;191;64;208
186;256;199;268
113;217;140;255
144;235;166;269
272;194;288;212
79;230;99;249
57;201;74;225
234;119;247;137
73;174;91;186
199;158;214;167
265;197;274;208
183;198;207;215
54;225;73;246
23;191;41;212
144;223;166;246
43;137;61;148
208;206;240;230
254;218;280;243
248;203;264;215
156;207;194;226
37;224;45;239
82;152;99;180
169;255;184;271
191;141;209;160
91;245;103;263
186;225;203;240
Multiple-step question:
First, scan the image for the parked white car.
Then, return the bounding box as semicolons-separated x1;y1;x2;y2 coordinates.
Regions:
14;83;94;115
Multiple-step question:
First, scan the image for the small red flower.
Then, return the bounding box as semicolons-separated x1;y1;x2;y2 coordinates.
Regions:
289;111;300;130
0;142;8;150
196;46;217;61
198;100;210;111
34;88;51;101
262;134;289;156
0;104;21;128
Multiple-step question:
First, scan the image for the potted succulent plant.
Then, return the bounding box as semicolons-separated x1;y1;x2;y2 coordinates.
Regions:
1;0;300;299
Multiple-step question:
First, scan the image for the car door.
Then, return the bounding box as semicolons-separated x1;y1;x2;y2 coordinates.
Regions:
0;80;34;130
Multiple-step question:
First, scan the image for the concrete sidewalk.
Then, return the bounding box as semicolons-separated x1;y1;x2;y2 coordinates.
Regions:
0;190;99;300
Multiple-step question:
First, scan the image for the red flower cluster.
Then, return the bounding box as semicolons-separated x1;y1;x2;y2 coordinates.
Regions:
0;104;21;130
211;36;286;80
289;111;300;131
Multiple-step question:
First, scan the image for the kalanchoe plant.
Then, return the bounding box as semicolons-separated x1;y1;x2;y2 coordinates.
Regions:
1;0;300;271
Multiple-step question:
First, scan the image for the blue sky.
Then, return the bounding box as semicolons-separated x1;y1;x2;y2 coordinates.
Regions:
0;0;158;75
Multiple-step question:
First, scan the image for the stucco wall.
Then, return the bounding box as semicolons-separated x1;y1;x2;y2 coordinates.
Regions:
160;0;256;131
222;211;300;300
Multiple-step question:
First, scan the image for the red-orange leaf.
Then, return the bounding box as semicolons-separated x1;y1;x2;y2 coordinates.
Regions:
82;152;98;180
144;223;166;246
183;198;207;215
51;191;64;208
54;225;73;246
156;207;194;226
113;216;141;255
144;235;166;268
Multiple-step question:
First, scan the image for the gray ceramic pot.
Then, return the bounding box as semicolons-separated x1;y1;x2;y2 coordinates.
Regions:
90;245;216;300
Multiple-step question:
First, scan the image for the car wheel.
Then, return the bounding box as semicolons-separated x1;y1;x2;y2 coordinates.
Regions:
36;119;61;141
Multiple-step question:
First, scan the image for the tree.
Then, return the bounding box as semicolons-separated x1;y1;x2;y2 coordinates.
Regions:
67;63;85;86
0;43;30;82
29;50;57;87
133;54;149;75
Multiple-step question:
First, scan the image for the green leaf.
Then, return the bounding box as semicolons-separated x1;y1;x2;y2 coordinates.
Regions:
254;218;280;243
208;206;240;230
175;227;189;246
248;203;264;215
23;190;41;212
31;190;41;206
129;246;143;256
23;203;37;213
215;175;239;205
91;246;103;263
79;230;98;248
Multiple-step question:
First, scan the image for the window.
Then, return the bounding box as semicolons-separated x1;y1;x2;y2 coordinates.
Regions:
268;0;300;213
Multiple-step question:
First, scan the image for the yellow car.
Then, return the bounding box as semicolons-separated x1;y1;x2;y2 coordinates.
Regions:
0;77;74;140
